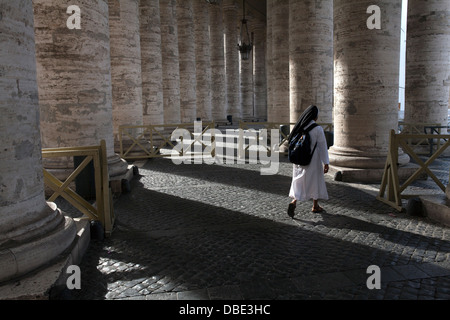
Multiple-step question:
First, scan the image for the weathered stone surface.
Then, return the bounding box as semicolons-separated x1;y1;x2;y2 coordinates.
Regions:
404;0;450;126
193;0;212;122
160;0;181;124
177;0;197;123
34;0;128;177
209;3;227;121
239;12;253;120
109;0;144;151
140;0;164;125
223;0;241;122
330;0;403;170
252;19;267;121
0;0;76;283
289;0;333;124
266;0;274;120
34;0;115;155
268;0;290;123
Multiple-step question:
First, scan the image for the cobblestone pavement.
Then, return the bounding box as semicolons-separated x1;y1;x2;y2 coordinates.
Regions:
69;154;450;301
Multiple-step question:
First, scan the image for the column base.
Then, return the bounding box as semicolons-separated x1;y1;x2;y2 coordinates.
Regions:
328;146;412;183
328;162;425;184
420;195;450;228
0;202;77;284
0;216;90;299
329;146;410;169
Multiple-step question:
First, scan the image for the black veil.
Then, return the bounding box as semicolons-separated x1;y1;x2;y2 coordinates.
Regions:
288;105;319;143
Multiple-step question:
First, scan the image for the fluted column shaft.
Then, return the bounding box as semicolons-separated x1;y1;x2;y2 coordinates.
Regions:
140;0;164;125
404;0;450;126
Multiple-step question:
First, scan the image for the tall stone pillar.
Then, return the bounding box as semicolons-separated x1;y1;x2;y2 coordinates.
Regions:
209;2;227;121
404;0;450;126
269;0;290;123
223;0;241;123
34;0;128;178
266;0;274;121
194;0;213;122
252;19;267;121
289;0;333;124
160;0;181;124
240;14;254;121
329;0;408;181
177;0;197;123
140;0;164;125
109;0;144;152
0;0;77;283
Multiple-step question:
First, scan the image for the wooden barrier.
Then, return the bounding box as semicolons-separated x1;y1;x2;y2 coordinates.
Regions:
119;122;216;160
42;140;114;237
398;122;447;156
377;130;450;212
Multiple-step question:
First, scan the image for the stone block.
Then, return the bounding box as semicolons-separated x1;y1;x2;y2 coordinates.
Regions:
420;194;450;227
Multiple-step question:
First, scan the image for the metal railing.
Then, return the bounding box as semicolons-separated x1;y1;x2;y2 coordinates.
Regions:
377;130;450;212
42;140;114;236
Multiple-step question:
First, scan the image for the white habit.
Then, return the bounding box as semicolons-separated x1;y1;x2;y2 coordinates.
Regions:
289;121;329;201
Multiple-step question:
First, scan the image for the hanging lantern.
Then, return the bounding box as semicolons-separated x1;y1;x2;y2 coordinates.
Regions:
238;0;253;61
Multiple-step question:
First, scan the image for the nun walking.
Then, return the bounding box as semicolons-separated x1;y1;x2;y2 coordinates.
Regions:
287;105;330;218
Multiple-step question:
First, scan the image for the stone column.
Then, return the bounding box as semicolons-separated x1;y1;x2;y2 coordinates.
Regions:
252;19;267;121
140;0;164;125
269;0;290;123
266;0;274;121
329;0;408;181
34;0;128;178
239;14;254;121
209;2;227;121
177;0;197;123
160;0;181;124
289;0;333;124
194;0;213;122
404;0;450;126
0;0;77;283
223;0;241;123
109;0;144;152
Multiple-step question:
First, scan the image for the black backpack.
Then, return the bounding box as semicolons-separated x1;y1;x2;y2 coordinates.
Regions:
288;123;318;166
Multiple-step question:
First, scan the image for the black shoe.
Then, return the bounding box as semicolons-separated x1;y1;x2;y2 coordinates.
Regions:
287;203;296;218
